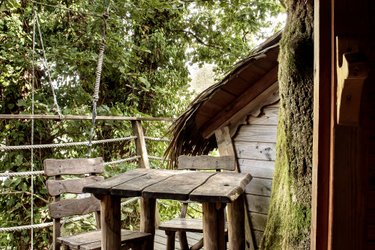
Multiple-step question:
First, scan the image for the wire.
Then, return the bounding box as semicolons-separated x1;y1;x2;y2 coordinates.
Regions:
30;7;36;249
35;14;63;117
31;1;102;17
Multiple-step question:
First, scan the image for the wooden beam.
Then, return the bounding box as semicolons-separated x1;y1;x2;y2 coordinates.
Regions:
101;195;121;250
202;202;226;250
140;197;156;250
132;120;150;169
201;66;278;139
311;0;333;249
312;0;371;249
227;194;245;250
0;114;174;121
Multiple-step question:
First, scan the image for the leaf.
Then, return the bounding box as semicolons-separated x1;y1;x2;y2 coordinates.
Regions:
138;76;150;89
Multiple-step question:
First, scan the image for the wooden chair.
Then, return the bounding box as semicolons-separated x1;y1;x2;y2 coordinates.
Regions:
44;157;151;250
158;155;235;250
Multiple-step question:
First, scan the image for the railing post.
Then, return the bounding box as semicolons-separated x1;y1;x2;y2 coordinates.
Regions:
132;120;150;169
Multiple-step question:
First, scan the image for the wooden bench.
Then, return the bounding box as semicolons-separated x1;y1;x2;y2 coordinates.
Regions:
44;157;151;250
158;155;235;250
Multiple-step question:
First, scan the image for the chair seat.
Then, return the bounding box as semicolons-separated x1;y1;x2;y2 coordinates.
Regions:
159;218;228;233
57;229;152;250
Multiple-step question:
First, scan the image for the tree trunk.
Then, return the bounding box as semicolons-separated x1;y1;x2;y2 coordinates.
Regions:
261;1;314;249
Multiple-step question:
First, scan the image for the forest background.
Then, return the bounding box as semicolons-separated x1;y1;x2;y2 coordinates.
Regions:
0;0;283;248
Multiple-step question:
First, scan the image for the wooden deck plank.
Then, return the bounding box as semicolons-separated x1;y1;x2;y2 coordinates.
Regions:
190;172;252;203
83;169;149;195
143;172;215;200
159;218;203;232
154;230;203;250
111;170;176;197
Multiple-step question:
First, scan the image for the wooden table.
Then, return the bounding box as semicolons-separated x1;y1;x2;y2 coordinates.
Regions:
83;168;252;250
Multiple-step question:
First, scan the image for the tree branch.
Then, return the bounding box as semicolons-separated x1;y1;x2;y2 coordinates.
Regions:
174;28;224;51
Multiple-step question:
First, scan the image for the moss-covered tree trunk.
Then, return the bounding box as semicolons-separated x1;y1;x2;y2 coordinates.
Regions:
261;1;314;249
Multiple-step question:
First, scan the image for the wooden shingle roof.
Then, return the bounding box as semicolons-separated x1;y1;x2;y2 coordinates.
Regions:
166;31;281;166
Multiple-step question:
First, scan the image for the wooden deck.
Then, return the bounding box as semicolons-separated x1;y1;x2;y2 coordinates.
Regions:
154;229;202;250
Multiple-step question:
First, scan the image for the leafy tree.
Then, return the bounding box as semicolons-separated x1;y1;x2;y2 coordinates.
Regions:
0;0;284;247
261;0;314;249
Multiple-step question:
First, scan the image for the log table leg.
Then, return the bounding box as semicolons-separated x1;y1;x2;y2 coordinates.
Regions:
140;197;156;250
203;202;226;250
227;194;245;250
101;195;121;250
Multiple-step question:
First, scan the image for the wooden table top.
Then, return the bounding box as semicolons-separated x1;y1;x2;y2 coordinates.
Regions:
83;169;252;203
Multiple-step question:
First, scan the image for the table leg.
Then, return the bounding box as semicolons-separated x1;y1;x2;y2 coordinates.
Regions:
227;194;245;250
101;195;121;250
203;202;226;250
140;197;156;249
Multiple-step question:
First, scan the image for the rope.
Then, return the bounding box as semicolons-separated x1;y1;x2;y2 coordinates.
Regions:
148;156;165;161
88;7;109;156
0;171;44;177
0;156;141;177
0;197;139;233
103;156;140;166
0;136;136;151
144;136;170;142
35;15;63;117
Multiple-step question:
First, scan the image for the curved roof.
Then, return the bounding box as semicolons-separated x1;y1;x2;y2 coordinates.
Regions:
166;31;281;166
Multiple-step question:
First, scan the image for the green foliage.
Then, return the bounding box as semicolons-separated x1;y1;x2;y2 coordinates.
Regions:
0;0;284;247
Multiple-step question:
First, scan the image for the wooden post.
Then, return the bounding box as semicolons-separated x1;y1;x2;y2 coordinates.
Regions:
311;0;333;249
53;175;61;250
312;0;371;249
227;194;245;250
215;126;255;250
202;202;226;250
101;195;121;250
165;231;176;250
132;120;150;169
140;197;156;250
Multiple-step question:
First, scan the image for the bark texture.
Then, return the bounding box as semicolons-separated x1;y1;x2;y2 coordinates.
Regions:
260;1;314;249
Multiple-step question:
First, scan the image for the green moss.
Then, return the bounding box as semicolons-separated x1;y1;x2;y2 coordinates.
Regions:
260;0;313;249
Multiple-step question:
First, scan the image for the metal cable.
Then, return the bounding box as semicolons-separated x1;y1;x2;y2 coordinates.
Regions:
31;8;36;248
35;15;62;117
31;1;102;17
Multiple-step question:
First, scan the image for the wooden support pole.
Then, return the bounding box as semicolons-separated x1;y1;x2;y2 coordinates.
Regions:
227;194;246;250
311;0;333;249
53;175;61;250
132;120;150;169
215;126;255;250
101;195;121;250
140;197;156;250
202;202;226;250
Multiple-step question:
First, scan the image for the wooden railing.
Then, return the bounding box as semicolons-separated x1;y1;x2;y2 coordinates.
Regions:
0;114;174;238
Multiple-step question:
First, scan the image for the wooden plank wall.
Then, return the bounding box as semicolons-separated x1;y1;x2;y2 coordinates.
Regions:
233;103;279;248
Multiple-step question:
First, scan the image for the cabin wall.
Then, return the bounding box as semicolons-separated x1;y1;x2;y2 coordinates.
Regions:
233;103;279;248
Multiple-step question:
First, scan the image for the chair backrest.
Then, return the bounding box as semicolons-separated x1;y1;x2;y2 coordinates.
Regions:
44;157;104;249
177;155;236;171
